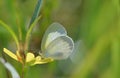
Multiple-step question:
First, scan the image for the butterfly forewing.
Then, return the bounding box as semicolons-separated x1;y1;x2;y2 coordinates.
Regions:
43;36;74;60
41;23;67;52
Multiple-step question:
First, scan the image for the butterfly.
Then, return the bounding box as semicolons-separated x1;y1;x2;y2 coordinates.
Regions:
4;22;74;65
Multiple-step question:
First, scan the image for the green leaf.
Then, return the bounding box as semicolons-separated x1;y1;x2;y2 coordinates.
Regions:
29;0;42;27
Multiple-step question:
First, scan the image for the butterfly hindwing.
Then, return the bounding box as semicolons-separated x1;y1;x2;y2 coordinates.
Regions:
43;36;74;60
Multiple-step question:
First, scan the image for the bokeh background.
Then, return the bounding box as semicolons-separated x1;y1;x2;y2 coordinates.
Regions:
0;0;119;78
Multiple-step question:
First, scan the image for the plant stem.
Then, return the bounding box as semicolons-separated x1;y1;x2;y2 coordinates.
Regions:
25;16;41;53
0;20;19;49
21;64;25;78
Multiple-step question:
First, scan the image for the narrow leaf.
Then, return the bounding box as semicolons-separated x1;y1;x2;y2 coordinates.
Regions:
29;0;42;27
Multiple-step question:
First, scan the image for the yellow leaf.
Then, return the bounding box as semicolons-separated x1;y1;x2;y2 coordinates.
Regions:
3;48;18;61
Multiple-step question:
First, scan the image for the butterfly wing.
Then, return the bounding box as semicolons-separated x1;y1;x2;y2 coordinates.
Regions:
70;40;86;64
41;22;67;52
43;36;74;60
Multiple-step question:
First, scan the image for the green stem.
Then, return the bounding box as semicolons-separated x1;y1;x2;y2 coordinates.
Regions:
21;63;29;78
0;20;19;49
25;16;41;53
16;15;22;42
21;64;25;78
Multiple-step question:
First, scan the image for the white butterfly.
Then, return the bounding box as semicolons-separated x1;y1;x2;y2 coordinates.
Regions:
41;22;74;60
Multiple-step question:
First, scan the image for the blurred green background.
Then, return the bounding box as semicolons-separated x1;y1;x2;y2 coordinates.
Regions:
0;0;119;78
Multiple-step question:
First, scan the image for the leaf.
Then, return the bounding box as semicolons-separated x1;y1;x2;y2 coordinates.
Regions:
3;48;18;61
29;0;42;27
